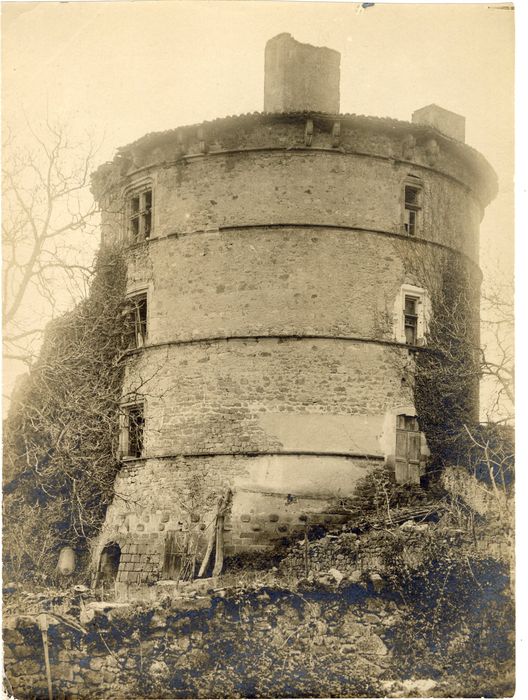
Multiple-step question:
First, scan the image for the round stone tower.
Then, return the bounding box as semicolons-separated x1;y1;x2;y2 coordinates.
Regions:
91;34;497;585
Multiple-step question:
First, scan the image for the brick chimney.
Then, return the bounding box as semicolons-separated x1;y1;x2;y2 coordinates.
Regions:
412;104;466;142
264;33;341;114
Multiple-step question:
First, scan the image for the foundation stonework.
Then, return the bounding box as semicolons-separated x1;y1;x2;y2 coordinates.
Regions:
90;35;497;584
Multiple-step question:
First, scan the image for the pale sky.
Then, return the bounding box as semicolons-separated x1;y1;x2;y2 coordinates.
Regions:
3;1;514;278
2;1;515;409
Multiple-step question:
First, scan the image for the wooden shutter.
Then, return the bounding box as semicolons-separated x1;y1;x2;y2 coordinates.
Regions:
395;415;421;485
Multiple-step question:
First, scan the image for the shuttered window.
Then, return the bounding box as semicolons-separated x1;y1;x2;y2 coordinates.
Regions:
395;414;421;484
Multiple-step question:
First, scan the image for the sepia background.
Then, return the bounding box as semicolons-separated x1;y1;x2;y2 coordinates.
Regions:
2;2;523;697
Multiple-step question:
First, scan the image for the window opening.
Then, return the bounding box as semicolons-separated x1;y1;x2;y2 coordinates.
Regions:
128;405;144;458
404;295;419;345
404;185;421;236
126;293;148;349
129;188;152;241
120;403;144;459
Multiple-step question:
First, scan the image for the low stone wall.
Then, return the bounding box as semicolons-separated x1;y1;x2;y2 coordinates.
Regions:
279;521;433;581
4;584;401;699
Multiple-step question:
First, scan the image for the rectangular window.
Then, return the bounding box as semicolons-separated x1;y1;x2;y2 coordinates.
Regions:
394;285;428;346
120;403;144;459
129;189;152;241
404;185;421;236
395;414;421;484
404;295;418;345
126;293;148;348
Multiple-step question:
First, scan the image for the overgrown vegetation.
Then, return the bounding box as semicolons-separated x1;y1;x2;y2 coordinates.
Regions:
3;246;128;583
384;534;514;696
402;248;480;472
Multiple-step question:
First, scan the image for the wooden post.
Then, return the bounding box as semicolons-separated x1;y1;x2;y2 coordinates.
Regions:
212;488;232;578
198;508;219;578
303;517;309;578
212;511;225;578
198;488;232;578
37;613;53;700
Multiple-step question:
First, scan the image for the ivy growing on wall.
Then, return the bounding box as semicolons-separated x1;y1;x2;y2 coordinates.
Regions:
3;245;129;582
392;239;482;475
413;252;481;471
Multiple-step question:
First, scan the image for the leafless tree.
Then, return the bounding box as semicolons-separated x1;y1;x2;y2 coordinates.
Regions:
2;119;100;366
480;280;514;423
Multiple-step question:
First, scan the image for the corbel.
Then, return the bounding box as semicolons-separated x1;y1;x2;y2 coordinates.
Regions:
331;121;341;148
425;138;440;166
176;130;187;157
304;119;314;147
402;134;416;160
197;127;208;154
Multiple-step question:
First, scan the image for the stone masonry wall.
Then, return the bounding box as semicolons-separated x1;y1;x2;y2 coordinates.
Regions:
101;143;483;263
94;115;496;243
97;453;381;577
126;229;476;344
4;585;402;699
123;338;413;456
149;152;481;260
90;112;488;563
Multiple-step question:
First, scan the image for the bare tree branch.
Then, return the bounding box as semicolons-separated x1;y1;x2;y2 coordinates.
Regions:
2;121;100;365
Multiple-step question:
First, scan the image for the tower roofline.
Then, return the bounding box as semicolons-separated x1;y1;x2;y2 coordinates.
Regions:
92;111;497;208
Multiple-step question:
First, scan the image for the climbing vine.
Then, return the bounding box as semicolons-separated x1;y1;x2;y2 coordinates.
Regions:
3;245;129;582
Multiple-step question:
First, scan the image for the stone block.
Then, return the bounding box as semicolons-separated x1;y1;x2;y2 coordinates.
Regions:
89;656;105;671
362;633;388;656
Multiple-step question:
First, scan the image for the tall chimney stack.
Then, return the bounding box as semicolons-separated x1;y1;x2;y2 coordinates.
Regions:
412;104;466;142
264;33;341;114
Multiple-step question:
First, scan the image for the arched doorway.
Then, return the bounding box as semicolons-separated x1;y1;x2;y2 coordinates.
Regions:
97;542;121;584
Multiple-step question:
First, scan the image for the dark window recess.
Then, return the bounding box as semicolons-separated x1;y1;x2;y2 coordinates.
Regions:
129;189;152;241
404;186;419;206
126;404;144;458
404;185;421;236
404;295;418;345
126;294;148;348
395;414;421;484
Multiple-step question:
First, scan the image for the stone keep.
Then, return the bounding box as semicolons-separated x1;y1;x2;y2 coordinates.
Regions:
91;35;497;585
